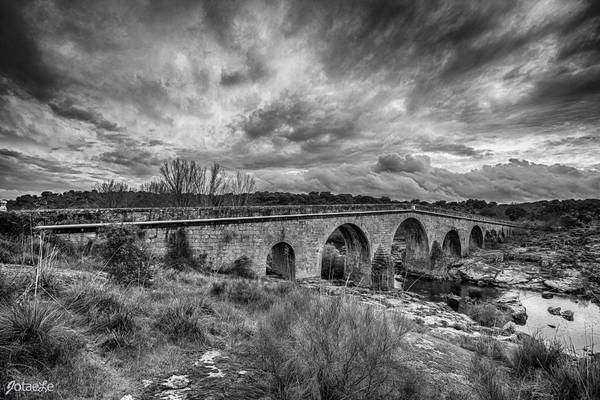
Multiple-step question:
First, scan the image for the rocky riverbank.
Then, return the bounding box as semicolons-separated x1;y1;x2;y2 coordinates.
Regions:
448;226;600;302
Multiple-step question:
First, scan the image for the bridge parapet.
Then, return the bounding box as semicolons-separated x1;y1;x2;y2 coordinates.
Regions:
17;203;515;227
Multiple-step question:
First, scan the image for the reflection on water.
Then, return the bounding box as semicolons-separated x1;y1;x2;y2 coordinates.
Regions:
516;291;599;354
398;276;600;354
398;276;500;304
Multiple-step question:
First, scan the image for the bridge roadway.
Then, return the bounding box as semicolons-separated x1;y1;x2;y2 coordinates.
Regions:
35;205;521;287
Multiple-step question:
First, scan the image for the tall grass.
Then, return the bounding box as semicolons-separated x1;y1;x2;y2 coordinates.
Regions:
511;334;564;376
65;281;140;350
551;356;600;400
254;293;423;400
154;296;214;344
0;302;82;375
469;356;511;400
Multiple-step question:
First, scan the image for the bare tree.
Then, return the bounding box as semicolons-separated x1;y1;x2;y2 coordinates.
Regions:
93;179;131;208
159;159;206;207
230;170;256;206
207;162;227;206
147;159;255;208
140;178;168;194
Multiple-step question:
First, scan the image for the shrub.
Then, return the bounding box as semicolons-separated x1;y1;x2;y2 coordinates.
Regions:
462;301;509;328
0;212;33;236
0;234;38;265
222;280;271;306
164;227;203;271
512;334;564;376
101;225;152;286
254;294;422;399
209;279;294;309
0;302;82;374
218;255;256;279
155;297;214;344
44;232;80;257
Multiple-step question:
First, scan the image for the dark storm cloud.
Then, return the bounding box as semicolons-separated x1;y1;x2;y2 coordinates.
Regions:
239;92;358;143
0;127;43;146
220;50;273;86
125;77;173;122
419;141;489;158
49;101;121;131
0;148;91;193
281;0;600;126
142;0;241;48
0;148;81;175
220;70;247;86
546;136;599;147
374;154;431;174
0;0;56;99
557;0;600;62
93;149;162;177
284;1;519;79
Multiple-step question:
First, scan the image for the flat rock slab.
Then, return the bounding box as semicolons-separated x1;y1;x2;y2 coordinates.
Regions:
142;350;267;400
457;260;500;282
401;332;478;399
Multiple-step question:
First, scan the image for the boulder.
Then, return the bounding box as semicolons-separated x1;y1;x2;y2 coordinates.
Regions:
445;294;461;310
496;291;527;325
560;310;574;321
548;306;561;316
502;321;517;334
541;291;554;299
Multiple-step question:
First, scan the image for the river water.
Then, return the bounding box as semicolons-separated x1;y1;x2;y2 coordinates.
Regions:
398;277;600;354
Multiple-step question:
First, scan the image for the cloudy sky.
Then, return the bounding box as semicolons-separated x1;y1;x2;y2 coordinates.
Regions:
1;0;599;202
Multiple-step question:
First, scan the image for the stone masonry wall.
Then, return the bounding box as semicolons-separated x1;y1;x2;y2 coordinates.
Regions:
53;210;516;286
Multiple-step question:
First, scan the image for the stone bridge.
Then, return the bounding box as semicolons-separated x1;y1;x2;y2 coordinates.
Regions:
34;205;520;287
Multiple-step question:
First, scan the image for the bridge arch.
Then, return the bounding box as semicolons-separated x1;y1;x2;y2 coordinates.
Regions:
469;225;484;251
392;217;430;273
266;242;295;281
442;229;462;258
320;223;371;285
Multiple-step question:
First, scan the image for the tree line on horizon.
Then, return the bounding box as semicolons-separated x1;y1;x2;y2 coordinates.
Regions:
4;158;600;228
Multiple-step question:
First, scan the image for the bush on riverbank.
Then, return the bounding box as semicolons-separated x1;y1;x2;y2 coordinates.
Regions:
254;294;424;399
471;334;600;400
